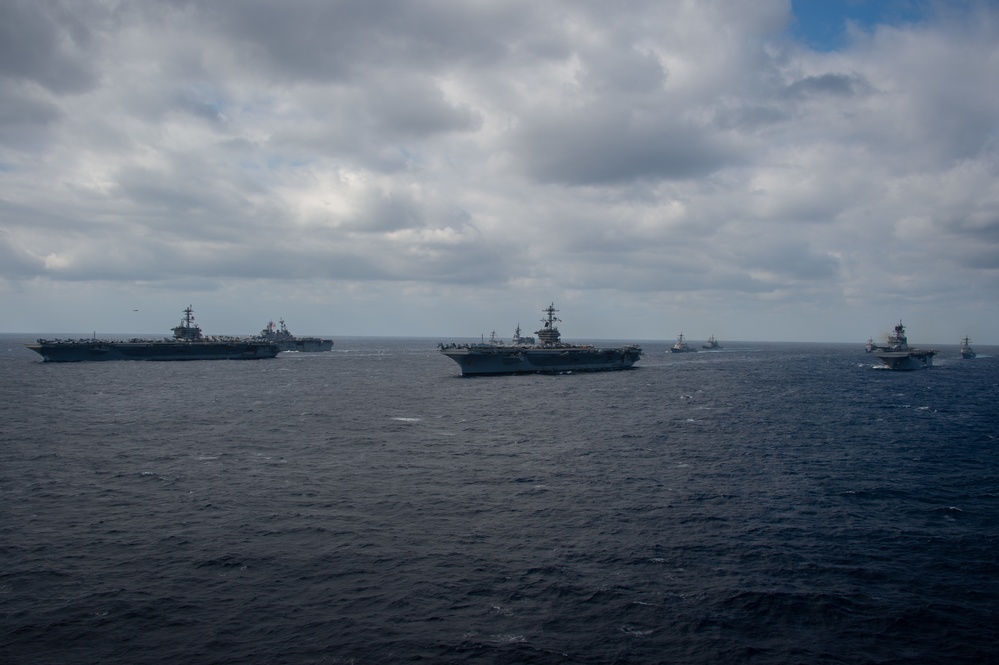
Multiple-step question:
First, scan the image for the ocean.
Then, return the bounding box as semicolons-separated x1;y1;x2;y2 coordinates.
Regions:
1;336;997;664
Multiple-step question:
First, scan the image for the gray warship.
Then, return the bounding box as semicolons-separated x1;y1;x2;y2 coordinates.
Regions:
870;320;936;370
670;333;696;353
256;319;333;352
701;335;722;350
439;303;642;376
960;336;976;359
25;306;280;362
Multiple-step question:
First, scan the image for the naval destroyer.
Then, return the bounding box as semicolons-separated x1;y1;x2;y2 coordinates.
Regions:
25;306;280;362
439;303;642;376
870;320;936;370
255;319;333;352
670;333;696;353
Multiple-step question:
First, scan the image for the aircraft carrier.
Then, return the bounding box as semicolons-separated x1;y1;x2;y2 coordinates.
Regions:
26;306;280;362
439;303;642;376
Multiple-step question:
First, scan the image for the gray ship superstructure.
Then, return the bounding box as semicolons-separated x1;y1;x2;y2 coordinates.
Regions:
439;303;642;376
871;320;936;370
26;306;280;362
511;324;535;346
256;319;333;352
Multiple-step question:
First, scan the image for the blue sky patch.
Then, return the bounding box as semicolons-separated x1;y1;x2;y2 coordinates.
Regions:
791;0;929;51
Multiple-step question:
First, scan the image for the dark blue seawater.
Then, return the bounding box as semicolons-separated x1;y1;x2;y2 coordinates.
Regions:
2;335;997;664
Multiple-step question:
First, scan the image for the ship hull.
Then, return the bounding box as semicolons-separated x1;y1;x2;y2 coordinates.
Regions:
440;346;642;376
26;341;280;362
275;338;334;353
873;349;935;370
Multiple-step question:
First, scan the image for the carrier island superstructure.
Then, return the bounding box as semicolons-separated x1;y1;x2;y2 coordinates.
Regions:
439;303;642;376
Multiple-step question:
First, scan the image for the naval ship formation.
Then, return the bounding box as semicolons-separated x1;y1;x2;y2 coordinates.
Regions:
25;306;280;362
255;319;333;352
439;303;643;376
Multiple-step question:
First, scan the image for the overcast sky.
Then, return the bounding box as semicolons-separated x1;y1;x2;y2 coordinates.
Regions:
2;0;997;343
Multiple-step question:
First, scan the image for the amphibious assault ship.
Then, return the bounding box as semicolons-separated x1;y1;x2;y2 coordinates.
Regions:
25;306;280;362
871;320;936;370
439;303;642;376
255;319;333;352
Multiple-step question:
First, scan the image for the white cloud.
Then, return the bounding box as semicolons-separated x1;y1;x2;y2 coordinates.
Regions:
1;0;997;342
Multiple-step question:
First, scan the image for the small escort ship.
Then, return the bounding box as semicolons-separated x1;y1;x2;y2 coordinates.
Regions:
871;320;936;370
701;335;722;350
670;333;696;353
256;319;333;352
959;336;976;359
26;306;280;362
439;303;642;376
